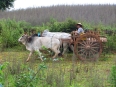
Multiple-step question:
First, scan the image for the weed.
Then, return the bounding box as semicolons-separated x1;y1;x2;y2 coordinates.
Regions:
109;65;116;87
0;62;9;87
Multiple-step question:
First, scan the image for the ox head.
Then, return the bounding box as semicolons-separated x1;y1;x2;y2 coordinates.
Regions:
18;34;28;45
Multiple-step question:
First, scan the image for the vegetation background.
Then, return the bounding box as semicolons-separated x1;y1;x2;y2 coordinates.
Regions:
0;4;116;52
0;4;116;87
0;5;116;26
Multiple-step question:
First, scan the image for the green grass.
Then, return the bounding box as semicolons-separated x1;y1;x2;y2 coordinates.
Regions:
0;51;115;87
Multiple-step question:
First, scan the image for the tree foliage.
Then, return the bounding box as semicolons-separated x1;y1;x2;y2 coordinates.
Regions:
48;18;77;32
0;0;15;10
0;5;116;26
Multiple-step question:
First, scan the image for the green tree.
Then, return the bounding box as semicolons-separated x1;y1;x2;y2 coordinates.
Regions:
0;0;15;10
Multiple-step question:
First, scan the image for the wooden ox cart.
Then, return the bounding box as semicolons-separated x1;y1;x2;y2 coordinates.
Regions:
61;30;107;61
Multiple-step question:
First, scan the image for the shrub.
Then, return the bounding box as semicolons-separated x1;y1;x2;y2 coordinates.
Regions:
109;65;116;87
14;63;47;87
106;35;116;52
48;18;77;32
0;18;116;53
0;19;30;49
0;62;9;87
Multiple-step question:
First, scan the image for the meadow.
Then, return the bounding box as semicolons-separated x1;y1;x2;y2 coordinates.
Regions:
0;4;116;87
0;50;115;87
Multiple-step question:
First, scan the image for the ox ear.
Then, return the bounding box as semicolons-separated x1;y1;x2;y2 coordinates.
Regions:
24;32;29;36
24;32;27;35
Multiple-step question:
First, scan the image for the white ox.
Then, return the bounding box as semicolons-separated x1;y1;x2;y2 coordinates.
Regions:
18;34;60;62
41;29;72;55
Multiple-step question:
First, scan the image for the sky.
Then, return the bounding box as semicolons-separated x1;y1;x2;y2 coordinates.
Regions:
12;0;116;10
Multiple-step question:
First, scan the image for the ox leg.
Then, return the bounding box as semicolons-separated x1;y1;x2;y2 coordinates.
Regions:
26;51;33;62
62;43;68;55
52;47;60;59
69;45;74;52
36;50;43;61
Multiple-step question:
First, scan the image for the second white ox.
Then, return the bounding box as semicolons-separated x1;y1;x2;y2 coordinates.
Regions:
41;29;72;55
18;34;60;62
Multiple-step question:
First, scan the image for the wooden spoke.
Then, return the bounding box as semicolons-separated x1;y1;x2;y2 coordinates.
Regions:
84;50;88;58
77;46;85;48
78;50;86;55
91;48;98;53
82;40;87;45
78;42;86;46
91;42;99;46
91;47;99;49
80;50;86;56
78;48;85;53
90;39;94;45
89;50;95;57
88;52;91;58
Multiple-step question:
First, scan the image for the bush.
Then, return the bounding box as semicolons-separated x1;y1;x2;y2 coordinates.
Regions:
109;65;116;87
0;19;30;49
14;63;47;87
0;62;9;87
0;18;116;53
105;35;116;52
48;18;77;32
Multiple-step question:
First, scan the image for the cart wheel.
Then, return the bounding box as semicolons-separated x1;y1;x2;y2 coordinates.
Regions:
74;33;102;61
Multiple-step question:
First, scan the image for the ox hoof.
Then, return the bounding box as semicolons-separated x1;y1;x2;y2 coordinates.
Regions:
58;53;63;56
53;58;59;61
26;60;29;62
43;58;46;61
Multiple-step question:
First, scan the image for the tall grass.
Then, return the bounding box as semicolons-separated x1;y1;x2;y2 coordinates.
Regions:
0;46;114;87
0;19;31;50
0;19;23;49
109;58;116;87
1;56;113;87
